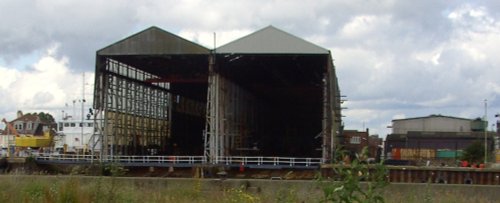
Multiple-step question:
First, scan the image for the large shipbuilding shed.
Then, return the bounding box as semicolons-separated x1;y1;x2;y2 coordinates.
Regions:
93;26;342;163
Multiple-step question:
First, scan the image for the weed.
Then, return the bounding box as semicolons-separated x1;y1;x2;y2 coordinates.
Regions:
275;187;299;203
319;147;388;203
22;181;44;202
223;186;260;203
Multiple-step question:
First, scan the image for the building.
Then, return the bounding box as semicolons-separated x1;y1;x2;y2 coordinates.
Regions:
3;113;55;136
385;115;495;163
10;114;42;135
93;26;342;162
342;129;369;156
368;135;383;161
342;129;382;161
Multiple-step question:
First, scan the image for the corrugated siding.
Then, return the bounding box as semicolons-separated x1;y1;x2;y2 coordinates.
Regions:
217;26;329;54
98;26;210;55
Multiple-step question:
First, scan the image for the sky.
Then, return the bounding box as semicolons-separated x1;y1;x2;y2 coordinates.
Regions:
1;0;500;138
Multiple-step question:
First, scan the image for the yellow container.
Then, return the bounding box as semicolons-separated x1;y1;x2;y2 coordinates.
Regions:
15;136;52;147
14;131;52;148
496;150;500;163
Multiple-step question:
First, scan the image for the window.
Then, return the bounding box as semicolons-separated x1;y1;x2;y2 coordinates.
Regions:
87;123;93;127
350;136;361;144
70;123;76;127
64;123;69;127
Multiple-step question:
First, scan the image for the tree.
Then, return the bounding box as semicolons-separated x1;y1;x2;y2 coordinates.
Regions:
23;111;55;124
37;112;55;124
461;141;484;164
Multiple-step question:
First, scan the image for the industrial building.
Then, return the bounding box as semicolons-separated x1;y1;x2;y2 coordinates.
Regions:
341;129;382;161
385;115;496;163
92;26;342;163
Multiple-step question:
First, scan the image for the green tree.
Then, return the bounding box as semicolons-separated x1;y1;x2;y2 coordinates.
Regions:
37;112;55;123
461;141;485;163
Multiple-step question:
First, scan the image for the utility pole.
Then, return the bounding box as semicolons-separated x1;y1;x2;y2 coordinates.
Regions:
484;99;488;164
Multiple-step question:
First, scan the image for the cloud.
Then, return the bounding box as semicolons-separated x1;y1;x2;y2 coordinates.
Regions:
1;0;500;139
0;45;94;125
178;29;253;48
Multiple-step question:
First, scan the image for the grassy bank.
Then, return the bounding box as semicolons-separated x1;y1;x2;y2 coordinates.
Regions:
0;175;498;202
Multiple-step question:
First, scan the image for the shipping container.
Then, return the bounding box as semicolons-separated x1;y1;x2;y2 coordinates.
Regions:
391;148;401;160
392;148;436;160
436;149;463;158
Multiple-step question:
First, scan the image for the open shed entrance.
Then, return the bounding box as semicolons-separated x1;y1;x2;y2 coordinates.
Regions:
94;26;341;161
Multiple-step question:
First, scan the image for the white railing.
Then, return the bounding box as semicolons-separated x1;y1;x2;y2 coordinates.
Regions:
215;156;323;167
35;154;206;165
35;154;322;167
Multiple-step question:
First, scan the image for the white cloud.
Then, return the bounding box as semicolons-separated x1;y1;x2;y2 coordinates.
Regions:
178;29;253;48
1;0;500;140
0;46;94;122
413;46;443;65
392;114;406;120
339;15;391;39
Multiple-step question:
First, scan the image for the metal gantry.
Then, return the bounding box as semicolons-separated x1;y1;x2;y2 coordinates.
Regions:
94;58;171;157
204;55;258;163
93;26;343;165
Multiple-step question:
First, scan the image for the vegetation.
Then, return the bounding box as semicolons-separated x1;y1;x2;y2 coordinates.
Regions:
318;147;388;203
461;141;485;164
25;112;56;123
0;174;496;203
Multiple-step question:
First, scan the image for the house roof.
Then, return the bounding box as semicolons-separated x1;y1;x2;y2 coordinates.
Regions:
217;25;329;54
392;114;472;122
10;114;40;123
97;26;210;56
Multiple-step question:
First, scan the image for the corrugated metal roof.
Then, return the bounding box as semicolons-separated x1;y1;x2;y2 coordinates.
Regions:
217;25;329;54
392;114;472;122
97;26;210;55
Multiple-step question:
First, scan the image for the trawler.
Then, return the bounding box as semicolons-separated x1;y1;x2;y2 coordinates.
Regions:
54;108;100;154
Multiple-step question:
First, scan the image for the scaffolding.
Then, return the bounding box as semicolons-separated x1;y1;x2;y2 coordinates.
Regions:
204;55;259;162
93;26;342;164
94;58;171;156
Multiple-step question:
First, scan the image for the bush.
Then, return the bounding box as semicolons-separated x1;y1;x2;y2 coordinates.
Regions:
319;147;388;203
461;141;485;164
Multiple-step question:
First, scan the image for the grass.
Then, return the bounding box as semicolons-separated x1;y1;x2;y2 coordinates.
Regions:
0;175;266;203
0;175;497;203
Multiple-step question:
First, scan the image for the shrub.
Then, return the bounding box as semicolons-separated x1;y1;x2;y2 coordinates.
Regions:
319;147;388;203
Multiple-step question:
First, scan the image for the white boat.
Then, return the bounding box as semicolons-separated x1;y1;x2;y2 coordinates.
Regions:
54;112;100;154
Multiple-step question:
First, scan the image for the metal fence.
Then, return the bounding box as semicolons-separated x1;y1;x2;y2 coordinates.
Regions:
34;154;322;169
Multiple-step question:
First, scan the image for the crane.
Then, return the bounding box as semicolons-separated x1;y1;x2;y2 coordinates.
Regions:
1;118;19;137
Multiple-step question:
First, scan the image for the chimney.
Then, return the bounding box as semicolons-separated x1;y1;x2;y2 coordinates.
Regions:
16;110;23;118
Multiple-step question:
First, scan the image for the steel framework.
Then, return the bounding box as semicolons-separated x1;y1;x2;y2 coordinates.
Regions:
93;26;342;164
93;58;171;157
204;55;259;162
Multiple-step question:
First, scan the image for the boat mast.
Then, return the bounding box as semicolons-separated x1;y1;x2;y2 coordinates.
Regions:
81;73;85;152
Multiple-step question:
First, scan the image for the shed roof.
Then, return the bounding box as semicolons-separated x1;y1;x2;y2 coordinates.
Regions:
217;25;329;54
392;114;472;122
97;26;210;56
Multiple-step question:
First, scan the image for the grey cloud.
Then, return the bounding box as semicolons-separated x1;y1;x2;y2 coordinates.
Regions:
0;0;499;138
